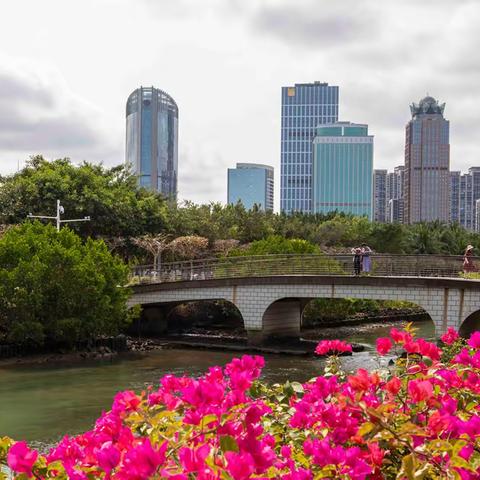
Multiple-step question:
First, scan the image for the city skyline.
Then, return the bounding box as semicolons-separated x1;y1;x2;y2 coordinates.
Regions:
0;0;479;211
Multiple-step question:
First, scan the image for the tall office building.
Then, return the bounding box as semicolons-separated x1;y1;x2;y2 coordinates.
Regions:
373;169;387;222
125;86;179;198
280;82;339;213
476;199;480;233
404;96;450;224
227;163;274;211
460;173;473;229
450;171;461;224
312;122;373;219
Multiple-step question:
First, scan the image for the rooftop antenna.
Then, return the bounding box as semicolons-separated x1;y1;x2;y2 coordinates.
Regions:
27;199;91;232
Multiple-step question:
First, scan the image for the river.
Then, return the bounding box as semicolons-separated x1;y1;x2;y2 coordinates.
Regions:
0;320;434;446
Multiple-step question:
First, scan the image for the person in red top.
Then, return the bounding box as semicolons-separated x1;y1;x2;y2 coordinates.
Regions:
463;245;476;273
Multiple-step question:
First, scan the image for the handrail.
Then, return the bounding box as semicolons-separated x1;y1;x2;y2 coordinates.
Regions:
129;254;480;285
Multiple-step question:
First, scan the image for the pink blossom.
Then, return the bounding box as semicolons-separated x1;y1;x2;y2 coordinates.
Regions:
376;337;392;355
390;328;412;344
408;379;433;403
7;442;38;477
468;331;480;348
315;340;352;356
441;327;460;345
225;451;255;480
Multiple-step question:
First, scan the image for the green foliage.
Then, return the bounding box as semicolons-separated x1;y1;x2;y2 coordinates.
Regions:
303;298;421;325
228;235;319;256
0;156;169;238
0;222;131;347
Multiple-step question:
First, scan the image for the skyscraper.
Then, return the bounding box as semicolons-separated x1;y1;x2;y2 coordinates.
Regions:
312;122;373;219
404;96;450;224
280;82;339;213
450;171;461;224
373;169;387;222
125;86;178;198
227;163;274;211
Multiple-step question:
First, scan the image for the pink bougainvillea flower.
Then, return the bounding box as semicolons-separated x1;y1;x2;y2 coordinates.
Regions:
408;379;433;403
404;339;441;361
468;331;480;349
7;441;38;477
315;340;352;356
225;451;255;480
95;441;121;476
376;337;392;355
441;327;460;345
117;438;167;480
385;377;401;397
389;328;412;345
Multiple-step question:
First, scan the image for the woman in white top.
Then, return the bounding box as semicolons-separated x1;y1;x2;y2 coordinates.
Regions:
361;244;372;274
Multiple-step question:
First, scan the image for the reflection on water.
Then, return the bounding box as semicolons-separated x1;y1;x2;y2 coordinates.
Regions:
0;320;435;444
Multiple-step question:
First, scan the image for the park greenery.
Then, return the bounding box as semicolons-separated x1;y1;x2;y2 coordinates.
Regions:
0;222;132;347
2;326;480;479
2;157;480;260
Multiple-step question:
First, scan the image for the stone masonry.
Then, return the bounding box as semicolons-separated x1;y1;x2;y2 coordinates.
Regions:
128;276;480;341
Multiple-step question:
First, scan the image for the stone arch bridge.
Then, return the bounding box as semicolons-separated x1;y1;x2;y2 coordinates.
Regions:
128;254;480;343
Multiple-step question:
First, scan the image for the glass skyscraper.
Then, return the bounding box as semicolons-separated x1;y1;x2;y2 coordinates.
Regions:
227;163;274;211
280;81;339;213
126;86;178;198
404;96;450;224
312;122;373;219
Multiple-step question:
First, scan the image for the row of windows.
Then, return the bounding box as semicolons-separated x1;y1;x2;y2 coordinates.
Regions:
281;85;339;107
282;106;338;117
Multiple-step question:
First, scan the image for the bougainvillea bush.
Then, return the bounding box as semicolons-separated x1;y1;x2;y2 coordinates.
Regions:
1;325;480;479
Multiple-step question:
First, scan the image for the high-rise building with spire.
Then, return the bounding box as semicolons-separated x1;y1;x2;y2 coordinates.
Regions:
404;96;450;223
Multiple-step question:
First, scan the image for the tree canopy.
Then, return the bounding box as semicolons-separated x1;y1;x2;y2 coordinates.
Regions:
0;156;169;238
0;222;131;347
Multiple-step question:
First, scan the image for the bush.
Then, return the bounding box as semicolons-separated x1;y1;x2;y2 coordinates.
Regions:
0;222;132;347
2;326;480;478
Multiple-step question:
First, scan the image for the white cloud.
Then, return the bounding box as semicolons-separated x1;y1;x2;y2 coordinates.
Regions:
0;0;479;209
0;57;121;173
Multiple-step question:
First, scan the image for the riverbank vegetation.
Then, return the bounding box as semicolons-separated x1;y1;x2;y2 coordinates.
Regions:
2;326;480;478
0;222;132;348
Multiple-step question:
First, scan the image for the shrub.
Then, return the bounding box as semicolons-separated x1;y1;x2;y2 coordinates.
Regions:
0;222;132;347
2;326;480;478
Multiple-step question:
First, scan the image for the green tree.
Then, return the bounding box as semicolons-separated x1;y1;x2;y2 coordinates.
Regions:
0;222;132;347
229;235;319;256
0;156;169;238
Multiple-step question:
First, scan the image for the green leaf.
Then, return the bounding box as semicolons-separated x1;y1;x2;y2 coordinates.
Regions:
220;435;239;453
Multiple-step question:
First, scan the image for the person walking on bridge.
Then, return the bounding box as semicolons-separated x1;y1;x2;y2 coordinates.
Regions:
361;244;372;274
463;245;476;274
352;247;362;275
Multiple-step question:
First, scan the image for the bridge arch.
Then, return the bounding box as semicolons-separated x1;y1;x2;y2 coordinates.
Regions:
129;276;480;343
459;310;480;338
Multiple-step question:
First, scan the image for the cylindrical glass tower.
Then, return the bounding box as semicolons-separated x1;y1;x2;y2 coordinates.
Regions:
126;86;178;199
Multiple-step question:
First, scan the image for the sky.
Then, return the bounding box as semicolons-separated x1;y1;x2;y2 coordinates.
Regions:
0;0;479;210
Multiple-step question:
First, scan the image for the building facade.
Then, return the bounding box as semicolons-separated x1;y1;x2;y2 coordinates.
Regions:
126;86;178;198
373;169;387;222
227;163;274;211
280;82;339;213
450;171;461;224
404;96;450;224
312;122;373;219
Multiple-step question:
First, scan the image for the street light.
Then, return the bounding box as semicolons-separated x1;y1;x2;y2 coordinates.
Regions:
27;199;91;231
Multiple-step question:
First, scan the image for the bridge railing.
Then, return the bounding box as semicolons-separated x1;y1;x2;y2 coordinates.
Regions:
129;254;474;285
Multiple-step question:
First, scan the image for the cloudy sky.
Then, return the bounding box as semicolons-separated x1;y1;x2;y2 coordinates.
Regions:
0;0;478;209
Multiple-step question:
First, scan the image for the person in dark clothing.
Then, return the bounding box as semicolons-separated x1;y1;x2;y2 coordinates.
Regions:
352;247;362;275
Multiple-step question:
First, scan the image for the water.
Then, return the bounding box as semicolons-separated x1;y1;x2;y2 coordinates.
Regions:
0;320;435;445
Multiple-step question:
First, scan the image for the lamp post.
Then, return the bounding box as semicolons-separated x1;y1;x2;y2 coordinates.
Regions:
27;200;91;231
